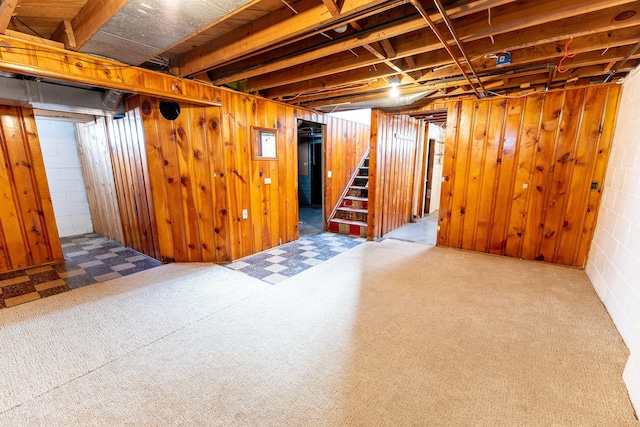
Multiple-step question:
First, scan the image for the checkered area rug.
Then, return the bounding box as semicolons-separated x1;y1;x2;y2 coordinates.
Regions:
226;232;366;284
0;233;162;309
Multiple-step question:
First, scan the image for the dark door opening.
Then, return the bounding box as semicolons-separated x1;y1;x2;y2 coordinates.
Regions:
297;120;324;237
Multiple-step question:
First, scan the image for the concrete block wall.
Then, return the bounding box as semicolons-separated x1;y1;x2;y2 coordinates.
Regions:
586;67;640;413
36;118;93;237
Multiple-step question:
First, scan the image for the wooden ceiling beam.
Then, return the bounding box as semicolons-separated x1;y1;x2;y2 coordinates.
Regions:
0;34;221;106
452;0;638;44
0;0;17;33
51;0;129;51
51;20;76;50
175;0;394;76
182;0;521;78
258;13;640;98
219;0;636;89
322;0;342;16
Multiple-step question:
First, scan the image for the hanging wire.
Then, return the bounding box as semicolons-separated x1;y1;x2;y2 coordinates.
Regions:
280;0;299;14
557;37;577;73
11;16;45;38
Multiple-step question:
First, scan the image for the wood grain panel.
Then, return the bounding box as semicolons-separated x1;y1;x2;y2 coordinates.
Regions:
105;101;161;260
369;111;422;238
439;85;621;267
76;119;125;244
0;105;62;273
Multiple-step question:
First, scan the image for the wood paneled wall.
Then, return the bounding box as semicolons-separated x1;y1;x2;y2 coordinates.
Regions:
76;119;125;244
131;90;370;263
137;95;228;263
438;85;621;267
0;105;62;272
104;103;160;260
369;110;423;239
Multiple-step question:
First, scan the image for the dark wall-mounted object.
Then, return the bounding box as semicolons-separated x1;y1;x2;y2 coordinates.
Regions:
159;100;180;120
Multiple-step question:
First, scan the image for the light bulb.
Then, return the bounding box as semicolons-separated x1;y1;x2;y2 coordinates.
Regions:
389;86;400;97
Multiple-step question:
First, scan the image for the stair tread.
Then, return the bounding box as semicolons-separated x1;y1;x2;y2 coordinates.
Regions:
344;196;368;201
350;185;368;190
337;206;368;213
330;218;367;226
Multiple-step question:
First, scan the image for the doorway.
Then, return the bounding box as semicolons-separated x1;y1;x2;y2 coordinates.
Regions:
297;120;324;237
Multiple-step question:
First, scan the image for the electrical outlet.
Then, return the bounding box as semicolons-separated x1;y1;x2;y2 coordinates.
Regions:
264;177;271;184
327;170;332;178
242;209;248;219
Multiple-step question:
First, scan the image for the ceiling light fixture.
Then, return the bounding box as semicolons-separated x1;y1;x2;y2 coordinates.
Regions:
389;76;401;98
334;24;348;33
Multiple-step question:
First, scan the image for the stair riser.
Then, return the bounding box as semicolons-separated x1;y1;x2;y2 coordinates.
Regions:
335;211;367;222
341;200;368;209
329;221;367;237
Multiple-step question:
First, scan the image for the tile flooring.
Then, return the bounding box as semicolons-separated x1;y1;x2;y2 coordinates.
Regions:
1;232;364;309
0;233;162;309
226;232;365;284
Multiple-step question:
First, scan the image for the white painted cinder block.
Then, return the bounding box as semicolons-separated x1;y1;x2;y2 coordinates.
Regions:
586;65;640;415
36;117;93;237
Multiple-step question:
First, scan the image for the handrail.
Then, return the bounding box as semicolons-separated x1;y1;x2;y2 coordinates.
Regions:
326;147;371;225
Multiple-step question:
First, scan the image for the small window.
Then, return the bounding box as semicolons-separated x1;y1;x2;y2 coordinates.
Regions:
252;127;277;160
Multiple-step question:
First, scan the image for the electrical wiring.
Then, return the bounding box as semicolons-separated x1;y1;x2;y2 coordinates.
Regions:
557;37;576;73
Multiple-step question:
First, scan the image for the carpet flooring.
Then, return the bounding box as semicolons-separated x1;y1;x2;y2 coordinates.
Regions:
0;239;637;426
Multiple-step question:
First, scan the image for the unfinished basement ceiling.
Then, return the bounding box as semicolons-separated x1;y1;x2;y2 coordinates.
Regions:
78;0;255;66
3;0;640;120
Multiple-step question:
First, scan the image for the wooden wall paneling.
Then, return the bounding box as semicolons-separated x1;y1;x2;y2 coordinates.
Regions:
76;119;125;244
108;116;139;251
2;107;59;265
3;111;51;264
460;101;489;251
204;102;230;261
107;100;161;260
576;85;621;266
488;98;524;255
555;86;608;265
266;100;280;249
367;110;379;239
0;126;28;270
414;124;428;219
275;103;289;246
21;112;63;263
175;104;204;261
537;89;585;263
221;90;242;259
237;94;252;258
139;96;176;262
448;99;475;248
368;112;420;237
285;105;298;242
153;98;189;261
439;86;618;267
190;105;216;261
438;102;460;247
474;100;506;252
521;91;564;261
130;105;161;260
323;116;333;223
0;106;62;272
504;95;543;258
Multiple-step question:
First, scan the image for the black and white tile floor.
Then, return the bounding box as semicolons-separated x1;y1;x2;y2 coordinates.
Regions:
1;232;364;309
0;233;162;309
226;232;366;284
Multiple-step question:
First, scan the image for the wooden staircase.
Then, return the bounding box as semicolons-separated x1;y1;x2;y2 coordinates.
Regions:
328;151;369;237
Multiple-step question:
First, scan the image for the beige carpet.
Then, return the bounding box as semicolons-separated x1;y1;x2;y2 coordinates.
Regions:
0;239;637;426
